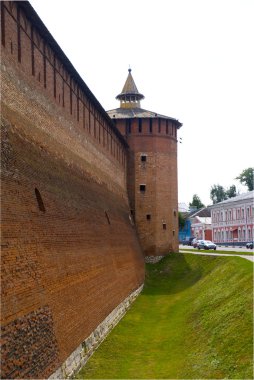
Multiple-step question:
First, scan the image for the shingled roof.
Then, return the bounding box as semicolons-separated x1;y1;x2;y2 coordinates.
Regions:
107;107;182;127
188;207;211;218
116;69;144;101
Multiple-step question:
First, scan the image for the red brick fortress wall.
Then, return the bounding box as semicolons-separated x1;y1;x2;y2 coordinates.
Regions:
1;2;144;378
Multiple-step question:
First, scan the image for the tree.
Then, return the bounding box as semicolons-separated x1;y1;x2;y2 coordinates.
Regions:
178;212;186;230
210;185;228;204
236;168;254;191
189;194;205;209
226;184;237;199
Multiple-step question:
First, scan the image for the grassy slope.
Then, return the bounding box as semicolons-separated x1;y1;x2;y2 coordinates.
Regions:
76;254;253;379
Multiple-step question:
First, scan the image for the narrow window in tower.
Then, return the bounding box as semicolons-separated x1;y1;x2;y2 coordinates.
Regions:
141;155;147;162
174;210;177;217
163;223;167;230
173;230;175;236
140;184;146;193
138;119;142;133
149;119;153;133
129;214;134;225
158;118;161;133
166;120;169;134
35;188;46;212
146;214;151;221
130;209;135;222
128;120;132;134
105;211;110;225
126;119;131;134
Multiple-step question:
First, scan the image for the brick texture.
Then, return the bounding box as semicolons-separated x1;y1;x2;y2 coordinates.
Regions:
1;2;144;378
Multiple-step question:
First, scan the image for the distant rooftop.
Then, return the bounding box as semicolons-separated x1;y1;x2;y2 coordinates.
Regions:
178;203;189;213
209;190;254;207
188;207;211;218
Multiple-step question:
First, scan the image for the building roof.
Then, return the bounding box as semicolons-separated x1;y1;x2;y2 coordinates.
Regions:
178;202;189;213
107;107;182;128
109;69;182;127
116;69;144;102
188;207;211;218
209;191;254;208
200;217;211;224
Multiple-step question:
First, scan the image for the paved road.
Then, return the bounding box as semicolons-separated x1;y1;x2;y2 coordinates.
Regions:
179;247;254;262
179;244;253;253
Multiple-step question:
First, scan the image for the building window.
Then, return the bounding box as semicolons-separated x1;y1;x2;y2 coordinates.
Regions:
166;120;169;134
163;223;167;230
35;188;46;212
173;230;175;236
140;184;146;192
146;214;151;221
138;119;142;133
141;155;147;162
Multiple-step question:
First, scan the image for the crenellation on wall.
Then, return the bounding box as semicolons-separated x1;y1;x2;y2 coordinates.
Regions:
1;60;126;197
1;1;127;169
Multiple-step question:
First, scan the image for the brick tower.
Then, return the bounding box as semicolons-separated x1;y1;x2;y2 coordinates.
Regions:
108;69;182;256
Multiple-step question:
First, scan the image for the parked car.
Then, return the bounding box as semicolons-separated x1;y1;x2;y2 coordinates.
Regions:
192;238;201;248
179;239;189;245
188;237;195;246
246;242;253;249
197;240;217;250
179;237;195;246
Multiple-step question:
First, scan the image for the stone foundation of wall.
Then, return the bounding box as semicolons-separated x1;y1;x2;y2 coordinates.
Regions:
49;284;144;379
145;256;165;264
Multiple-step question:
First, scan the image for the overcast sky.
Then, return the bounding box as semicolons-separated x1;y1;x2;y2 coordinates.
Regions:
30;0;254;207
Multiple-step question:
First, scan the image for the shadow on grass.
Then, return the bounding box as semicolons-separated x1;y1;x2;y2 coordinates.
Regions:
143;252;217;296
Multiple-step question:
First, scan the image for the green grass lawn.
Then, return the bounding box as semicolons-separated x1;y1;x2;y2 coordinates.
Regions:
180;248;254;255
76;253;253;379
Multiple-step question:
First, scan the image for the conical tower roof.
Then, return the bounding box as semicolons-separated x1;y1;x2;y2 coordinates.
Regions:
116;69;144;108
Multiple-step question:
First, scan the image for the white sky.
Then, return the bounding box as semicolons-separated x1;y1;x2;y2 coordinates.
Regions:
30;0;254;207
